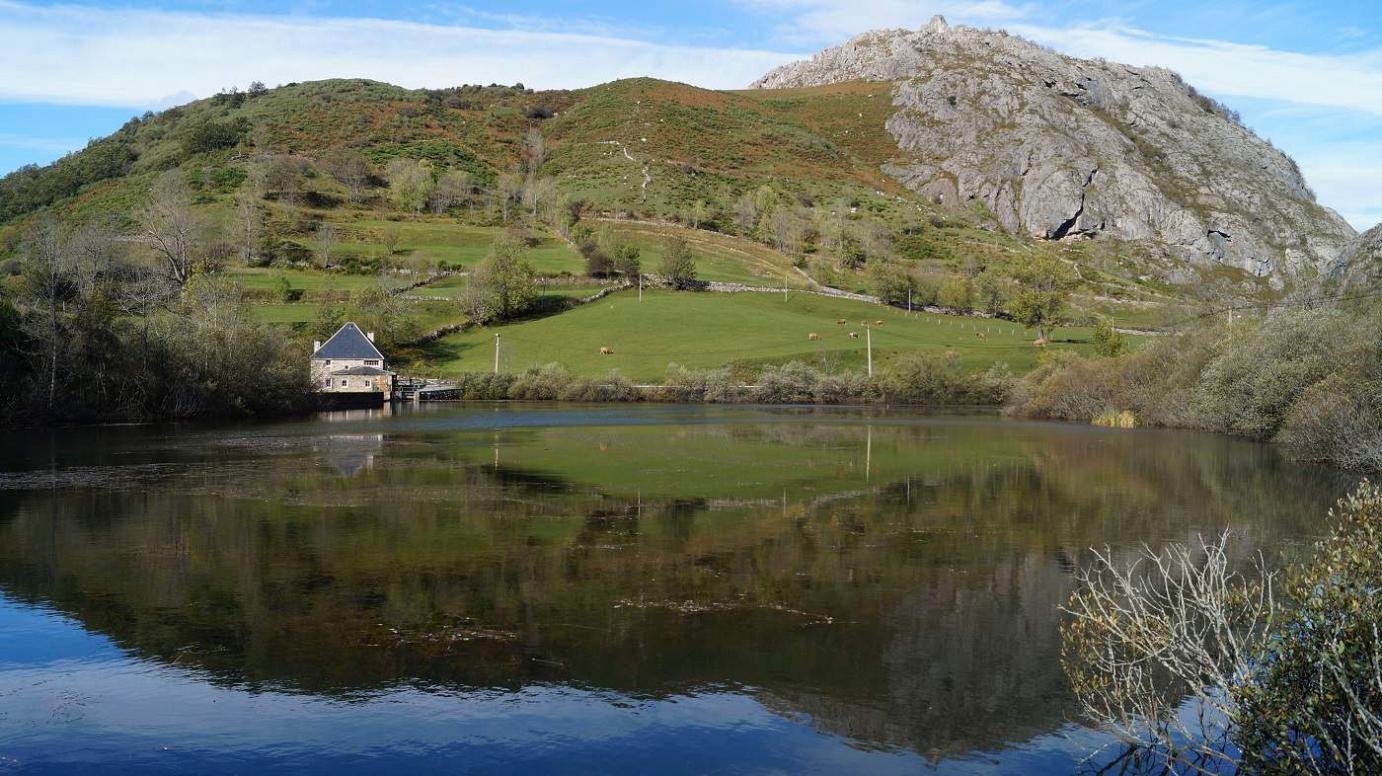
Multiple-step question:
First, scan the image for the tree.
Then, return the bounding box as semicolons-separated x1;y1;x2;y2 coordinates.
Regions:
264;155;309;207
139;171;203;286
350;286;419;350
429;169;472;215
526;176;556;221
868;260;914;305
660;236;697;290
1092;316;1127;357
386;158;434;213
380;227;401;260
496;171;523;223
768;208;809;257
687;199;712;230
1008;258;1077;342
323;148;370;203
316;223;338;269
232;190;262;264
473;234;537;320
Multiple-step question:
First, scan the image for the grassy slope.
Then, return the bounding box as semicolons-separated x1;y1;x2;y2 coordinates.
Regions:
419;288;1105;381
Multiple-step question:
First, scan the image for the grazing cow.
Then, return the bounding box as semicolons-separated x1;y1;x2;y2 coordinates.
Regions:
600;346;613;355
873;320;883;326
808;333;820;341
1033;337;1049;347
945;349;958;359
849;332;859;339
836;319;848;325
975;331;987;340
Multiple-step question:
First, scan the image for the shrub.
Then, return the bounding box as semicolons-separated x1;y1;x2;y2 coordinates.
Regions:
661;364;734;402
1236;482;1382;774
884;352;1011;405
753;362;820;403
507;363;572;400
559;372;637;402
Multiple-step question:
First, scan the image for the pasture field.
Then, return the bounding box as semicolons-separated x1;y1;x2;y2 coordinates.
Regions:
596;221;814;288
421;288;1112;381
223;267;401;293
339;219;585;274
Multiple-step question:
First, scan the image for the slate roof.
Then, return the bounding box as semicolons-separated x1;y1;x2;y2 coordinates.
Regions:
331;365;392;376
313;322;386;361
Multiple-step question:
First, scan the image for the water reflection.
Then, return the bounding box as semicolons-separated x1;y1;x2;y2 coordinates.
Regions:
0;406;1356;772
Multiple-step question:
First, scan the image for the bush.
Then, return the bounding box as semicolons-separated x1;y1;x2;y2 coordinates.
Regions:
753;362;821;403
661;364;735;402
559;372;637;402
507;363;572;400
884;352;1012;405
1062;481;1382;774
1236;482;1382;774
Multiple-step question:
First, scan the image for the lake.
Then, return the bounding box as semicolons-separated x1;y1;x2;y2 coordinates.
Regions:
0;405;1355;774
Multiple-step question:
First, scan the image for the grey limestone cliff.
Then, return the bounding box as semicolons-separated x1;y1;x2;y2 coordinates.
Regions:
753;16;1355;285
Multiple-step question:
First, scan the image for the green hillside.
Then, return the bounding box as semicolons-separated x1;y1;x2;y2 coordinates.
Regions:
0;75;1200;421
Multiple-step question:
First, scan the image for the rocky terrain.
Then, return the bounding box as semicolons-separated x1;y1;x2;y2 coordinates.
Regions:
753;16;1356;286
1330;224;1382;291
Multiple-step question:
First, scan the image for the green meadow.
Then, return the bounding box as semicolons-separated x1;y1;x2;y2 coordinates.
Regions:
422;288;1109;381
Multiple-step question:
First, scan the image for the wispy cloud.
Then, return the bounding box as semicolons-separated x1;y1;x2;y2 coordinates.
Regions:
0;0;799;106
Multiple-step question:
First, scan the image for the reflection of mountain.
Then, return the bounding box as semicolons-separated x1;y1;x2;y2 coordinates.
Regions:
0;412;1350;759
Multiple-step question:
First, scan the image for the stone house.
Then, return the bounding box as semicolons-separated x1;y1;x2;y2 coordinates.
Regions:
311;322;395;399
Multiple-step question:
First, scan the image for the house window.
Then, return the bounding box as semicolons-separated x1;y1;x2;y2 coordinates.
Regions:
341;380;348;387
325;360;332;365
365;360;380;366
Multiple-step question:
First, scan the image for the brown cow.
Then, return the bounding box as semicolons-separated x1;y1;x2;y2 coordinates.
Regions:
600;346;613;355
835;319;848;325
975;331;987;340
808;333;820;341
873;320;884;326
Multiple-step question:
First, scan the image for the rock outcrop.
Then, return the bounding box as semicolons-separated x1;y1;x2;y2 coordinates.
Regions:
752;17;1356;284
1330;223;1382;290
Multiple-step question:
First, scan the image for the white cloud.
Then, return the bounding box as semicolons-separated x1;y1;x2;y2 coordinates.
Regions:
736;0;1027;44
0;1;799;107
1010;23;1382;119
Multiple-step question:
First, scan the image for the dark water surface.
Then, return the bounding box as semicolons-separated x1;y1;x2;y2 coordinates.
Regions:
0;404;1356;774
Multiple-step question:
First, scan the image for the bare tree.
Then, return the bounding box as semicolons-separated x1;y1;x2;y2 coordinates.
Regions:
233;190;262;264
265;155;309;207
497;171;523;224
1062;534;1277;774
323;147;370;203
526;176;556;220
379;227;401;262
429;169;472;215
316;223;338;269
139;171;202;286
21;218;67;409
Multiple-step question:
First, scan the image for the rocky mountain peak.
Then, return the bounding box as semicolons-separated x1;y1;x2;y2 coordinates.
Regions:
751;24;1355;285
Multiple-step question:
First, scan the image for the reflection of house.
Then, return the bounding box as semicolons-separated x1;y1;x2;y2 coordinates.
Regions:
311;322;395;400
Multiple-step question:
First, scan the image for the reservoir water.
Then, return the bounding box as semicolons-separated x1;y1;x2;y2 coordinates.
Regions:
0;405;1354;773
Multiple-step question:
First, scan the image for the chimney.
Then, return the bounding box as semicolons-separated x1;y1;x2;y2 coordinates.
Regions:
313;340;321;353
367;331;375;343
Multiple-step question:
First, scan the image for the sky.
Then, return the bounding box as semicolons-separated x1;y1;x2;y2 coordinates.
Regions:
0;0;1378;229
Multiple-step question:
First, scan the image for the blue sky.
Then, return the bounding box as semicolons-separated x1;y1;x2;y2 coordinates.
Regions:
1;0;1378;229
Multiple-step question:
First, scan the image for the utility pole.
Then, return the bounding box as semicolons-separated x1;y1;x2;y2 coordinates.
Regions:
638;273;643;302
907;286;912;316
866;324;873;377
784;274;789;302
493;333;501;374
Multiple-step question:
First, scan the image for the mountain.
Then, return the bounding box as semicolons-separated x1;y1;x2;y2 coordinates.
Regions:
753;16;1355;286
